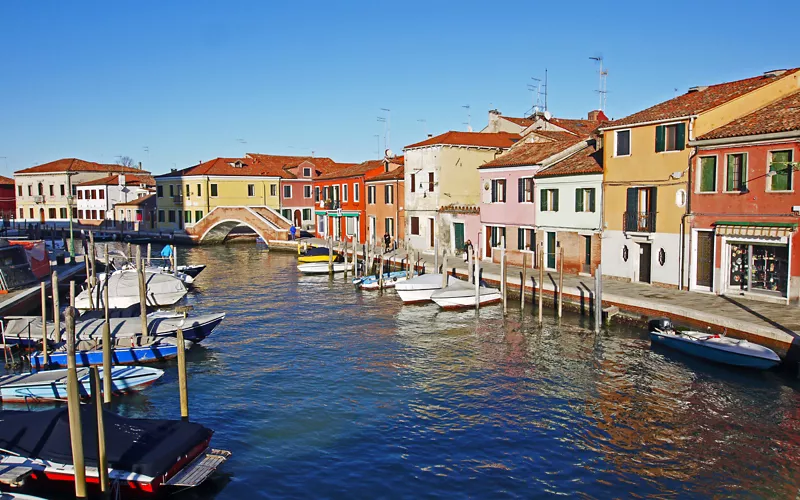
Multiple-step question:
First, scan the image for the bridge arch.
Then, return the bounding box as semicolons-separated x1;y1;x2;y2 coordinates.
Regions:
184;206;291;244
198;218;269;244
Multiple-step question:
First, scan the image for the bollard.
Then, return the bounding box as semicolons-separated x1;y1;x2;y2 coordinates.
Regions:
475;234;482;311
103;246;112;404
177;327;189;421
378;258;384;291
343;240;348;279
65;306;87;499
91;366;110;495
52;271;61;343
40;282;48;368
467;247;473;284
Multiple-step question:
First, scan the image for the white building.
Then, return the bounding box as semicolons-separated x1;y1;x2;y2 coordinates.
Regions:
76;174;154;225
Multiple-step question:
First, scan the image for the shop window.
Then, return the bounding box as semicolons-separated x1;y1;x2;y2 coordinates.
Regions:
729;243;788;297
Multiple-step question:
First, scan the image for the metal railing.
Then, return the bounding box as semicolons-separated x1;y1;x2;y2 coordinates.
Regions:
623;211;656;233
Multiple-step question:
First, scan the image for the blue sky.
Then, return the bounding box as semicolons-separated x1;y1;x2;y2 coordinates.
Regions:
1;0;797;176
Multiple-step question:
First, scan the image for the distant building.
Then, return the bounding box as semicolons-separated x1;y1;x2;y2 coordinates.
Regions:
0;175;16;224
364;157;404;246
688;90;800;304
75;174;154;226
14;158;147;225
114;193;157;232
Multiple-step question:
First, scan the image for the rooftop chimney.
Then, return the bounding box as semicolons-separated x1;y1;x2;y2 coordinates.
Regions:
764;69;787;78
587;110;609;121
138;161;142;170
687;85;708;93
427;134;433;138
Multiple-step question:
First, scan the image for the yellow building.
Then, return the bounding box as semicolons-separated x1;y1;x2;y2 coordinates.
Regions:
600;68;800;288
155;157;282;231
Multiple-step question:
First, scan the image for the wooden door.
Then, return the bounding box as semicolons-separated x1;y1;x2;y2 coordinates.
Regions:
429;218;434;248
696;231;714;288
453;223;464;252
639;243;651;283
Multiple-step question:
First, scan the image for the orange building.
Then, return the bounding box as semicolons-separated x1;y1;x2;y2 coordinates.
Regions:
365;158;404;247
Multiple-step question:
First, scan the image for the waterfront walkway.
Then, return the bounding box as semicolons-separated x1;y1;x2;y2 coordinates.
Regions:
277;238;800;357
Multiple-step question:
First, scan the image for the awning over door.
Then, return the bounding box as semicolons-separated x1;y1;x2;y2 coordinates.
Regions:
714;221;797;238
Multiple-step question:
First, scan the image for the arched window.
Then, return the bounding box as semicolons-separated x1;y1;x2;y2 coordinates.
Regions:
37;183;44;196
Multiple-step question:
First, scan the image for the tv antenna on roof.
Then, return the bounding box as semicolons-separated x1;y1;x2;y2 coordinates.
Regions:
590;56;608;111
462;105;471;131
528;77;543;115
379;108;391;150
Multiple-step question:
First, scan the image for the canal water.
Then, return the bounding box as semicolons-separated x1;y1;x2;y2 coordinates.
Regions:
24;246;800;498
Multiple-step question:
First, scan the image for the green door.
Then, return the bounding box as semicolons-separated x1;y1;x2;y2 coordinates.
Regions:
453;223;465;252
547;231;556;269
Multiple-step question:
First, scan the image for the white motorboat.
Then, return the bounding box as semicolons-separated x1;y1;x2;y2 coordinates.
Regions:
395;273;461;303
430;279;501;310
355;271;418;290
648;318;781;370
75;270;187;310
297;262;348;274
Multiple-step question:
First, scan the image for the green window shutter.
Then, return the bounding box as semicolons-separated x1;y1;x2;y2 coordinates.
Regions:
741;154;748;188
675;123;686;151
589;189;596;212
655;125;665;153
553;189;560;211
540;189;548;211
700;157;716;192
517;227;524;250
770;151;791;191
575;188;583;212
726;155;736;191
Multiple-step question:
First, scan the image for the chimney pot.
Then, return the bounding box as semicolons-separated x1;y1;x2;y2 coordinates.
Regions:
427;134;433;138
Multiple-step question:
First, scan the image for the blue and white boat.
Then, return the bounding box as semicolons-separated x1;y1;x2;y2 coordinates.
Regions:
648;318;781;370
30;338;185;370
0;366;164;403
353;271;416;290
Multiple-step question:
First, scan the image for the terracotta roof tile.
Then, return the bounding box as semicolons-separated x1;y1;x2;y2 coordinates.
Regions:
367;165;404;182
502;116;535;127
405;131;519;150
608;69;800;128
77;174;155;187
0;175;14;185
528;130;579;142
247;154;356;179
548;118;605;135
16;158;147;175
534;145;603;178
439;204;479;214
115;193;156;206
697;90;800;140
480;138;583;168
316;160;385;180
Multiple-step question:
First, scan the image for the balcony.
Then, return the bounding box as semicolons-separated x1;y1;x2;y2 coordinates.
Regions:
623;211;656;233
172;196;184;203
322;200;341;210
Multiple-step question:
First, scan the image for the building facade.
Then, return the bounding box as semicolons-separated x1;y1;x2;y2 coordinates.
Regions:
75;174;154;226
403;132;518;255
0;176;16;223
14;159;147;225
114;193;157;231
364;160;404;246
688;91;800;304
601;68;800;288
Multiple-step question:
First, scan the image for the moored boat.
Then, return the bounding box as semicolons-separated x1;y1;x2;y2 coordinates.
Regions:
648;318;781;370
0;366;164;403
298;246;342;263
430;279;501;310
30;337;185;370
353;271;416;290
297;262;347;274
0;406;230;494
74;270;187;310
396;273;460;304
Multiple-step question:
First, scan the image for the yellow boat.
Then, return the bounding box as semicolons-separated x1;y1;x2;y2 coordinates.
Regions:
298;246;342;263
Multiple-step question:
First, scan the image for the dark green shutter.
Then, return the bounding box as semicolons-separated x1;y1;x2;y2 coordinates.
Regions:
491;181;497;202
655;125;665;153
589;189;596;212
700;157;716;192
540;189;548;211
518;179;524;202
575;188;583;212
650;188;658;232
553;189;559;211
518;227;524;250
770;151;791;190
726;155;736;191
675;123;686;151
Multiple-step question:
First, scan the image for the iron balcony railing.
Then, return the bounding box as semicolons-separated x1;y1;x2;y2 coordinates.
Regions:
323;200;341;210
623;211;656;233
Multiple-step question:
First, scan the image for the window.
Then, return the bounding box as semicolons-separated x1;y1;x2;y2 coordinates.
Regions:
211;184;218;197
769;150;793;191
698;156;717;192
281;209;292;220
72;185;76;196
333;185;340;201
304;185;312;198
574;188;596;212
29;208;33;218
410;173;416;193
37;183;43;196
540;189;559;212
90;189;96;200
428;172;434;192
158;210;165;223
48;208;56;219
491;179;507;203
615;130;631;156
195;210;203;221
91;210;97;220
72;208;77;218
60;208;67;219
342;184;348;202
185;211;191;224
99;190;105;200
346;217;356;236
248;184;256;197
283;185;292;198
49;185;54;196
168;210;176;223
60;184;65;196
323;186;330;200
270;184;277;196
302;208;311;221
17;185;21;197
368;185;376;204
655;123;685;152
169;185;174;197
185;184;190;198
354;183;360;202
517;227;535;251
27;185;32;196
197;184;202;197
19;208;22;218
624;187;657;232
157;185;163;197
726;154;747;192
410;216;420;235
77;190;83;200
518;177;534;203
385;217;395;237
303;167;311;177
384;184;394;204
315;187;320;202
78;210;84;219
489;226;506;248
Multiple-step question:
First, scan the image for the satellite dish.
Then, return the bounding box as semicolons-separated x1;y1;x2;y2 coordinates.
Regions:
385;148;394;158
543;111;552;121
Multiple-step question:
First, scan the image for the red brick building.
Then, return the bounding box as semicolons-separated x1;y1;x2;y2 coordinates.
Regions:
314;158;402;244
688;91;800;304
0;176;16;224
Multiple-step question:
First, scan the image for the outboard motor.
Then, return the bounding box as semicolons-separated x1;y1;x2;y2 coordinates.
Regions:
648;318;674;332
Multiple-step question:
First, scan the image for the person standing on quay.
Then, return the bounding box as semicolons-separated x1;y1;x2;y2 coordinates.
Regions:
290;224;297;241
161;244;173;269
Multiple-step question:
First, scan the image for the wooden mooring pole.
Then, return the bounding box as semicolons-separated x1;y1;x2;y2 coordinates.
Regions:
177;327;189;421
137;247;148;344
558;246;564;319
328;237;333;275
538;243;544;325
52;271;61;343
520;252;527;311
40;282;48;367
65;306;87;499
475;234;481;311
103;245;112;404
594;264;602;333
501;237;507;314
90;366;110;496
146;242;152;265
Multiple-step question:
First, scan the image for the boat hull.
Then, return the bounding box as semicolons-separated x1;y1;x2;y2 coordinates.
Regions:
356;271;414;290
31;343;180;370
297;263;347;274
432;293;502;310
396;287;440;304
649;332;781;369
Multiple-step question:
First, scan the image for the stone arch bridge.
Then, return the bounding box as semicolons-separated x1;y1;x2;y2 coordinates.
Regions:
185;206;292;244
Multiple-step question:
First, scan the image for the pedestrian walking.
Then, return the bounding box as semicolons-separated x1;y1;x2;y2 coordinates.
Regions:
290;224;297;241
160;244;173;269
383;233;391;253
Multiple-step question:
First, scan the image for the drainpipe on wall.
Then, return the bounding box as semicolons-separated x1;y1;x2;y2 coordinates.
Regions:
680;141;698;291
